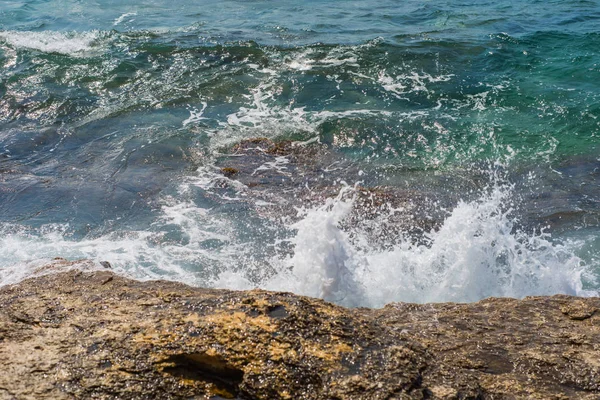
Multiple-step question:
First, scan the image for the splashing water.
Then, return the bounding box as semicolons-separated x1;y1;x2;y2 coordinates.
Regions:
214;179;596;307
0;30;106;55
356;183;593;306
0;173;597;306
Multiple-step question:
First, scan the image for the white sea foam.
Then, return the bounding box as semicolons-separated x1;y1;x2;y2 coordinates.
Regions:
195;44;430;150
284;47;360;71
0;257;105;287
0;177;597;306
213;181;598;307
0;30;104;56
377;71;455;97
0;225;168;283
181;42;457;156
207;74;404;152
252;156;291;176
183;102;208;127
0;199;239;287
114;12;138;26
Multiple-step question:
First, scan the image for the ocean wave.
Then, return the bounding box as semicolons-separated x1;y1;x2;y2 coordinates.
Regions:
214;181;598;307
0;30;107;55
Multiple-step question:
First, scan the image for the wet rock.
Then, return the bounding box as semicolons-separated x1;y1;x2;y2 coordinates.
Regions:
0;267;598;399
220;167;240;178
217;137;348;192
215;138;450;246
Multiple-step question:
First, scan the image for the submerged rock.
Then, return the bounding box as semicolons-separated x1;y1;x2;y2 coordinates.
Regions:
214;137;457;247
0;267;598;399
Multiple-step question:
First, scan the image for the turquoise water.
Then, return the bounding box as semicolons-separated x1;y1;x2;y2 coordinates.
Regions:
0;0;599;306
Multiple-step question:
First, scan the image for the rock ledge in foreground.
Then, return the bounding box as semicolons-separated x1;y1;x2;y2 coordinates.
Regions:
0;268;598;400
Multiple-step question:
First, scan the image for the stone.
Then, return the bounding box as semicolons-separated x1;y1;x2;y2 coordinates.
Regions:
0;267;598;399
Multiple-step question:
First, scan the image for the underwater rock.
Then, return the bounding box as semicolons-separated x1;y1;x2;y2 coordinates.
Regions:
0;266;598;399
215;138;453;246
217;137;348;192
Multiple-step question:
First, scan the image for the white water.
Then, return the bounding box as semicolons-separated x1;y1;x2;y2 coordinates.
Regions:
0;30;105;55
213;181;597;307
203;43;453;153
0;178;596;306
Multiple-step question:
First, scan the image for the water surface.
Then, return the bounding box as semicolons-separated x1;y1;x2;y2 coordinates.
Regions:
1;0;599;306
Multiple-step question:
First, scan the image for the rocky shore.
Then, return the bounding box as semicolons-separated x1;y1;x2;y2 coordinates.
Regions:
0;262;598;399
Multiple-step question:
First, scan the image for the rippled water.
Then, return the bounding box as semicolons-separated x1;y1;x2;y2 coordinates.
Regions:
1;0;599;306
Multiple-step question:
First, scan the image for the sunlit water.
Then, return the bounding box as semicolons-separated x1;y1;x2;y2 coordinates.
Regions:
1;0;599;306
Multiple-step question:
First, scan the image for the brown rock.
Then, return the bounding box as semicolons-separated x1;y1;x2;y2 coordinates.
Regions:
0;267;598;399
221;167;240;178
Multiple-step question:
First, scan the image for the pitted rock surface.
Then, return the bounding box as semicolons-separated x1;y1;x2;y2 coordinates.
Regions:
0;265;598;399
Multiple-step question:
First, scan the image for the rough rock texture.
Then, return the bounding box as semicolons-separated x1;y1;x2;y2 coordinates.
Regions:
0;265;599;399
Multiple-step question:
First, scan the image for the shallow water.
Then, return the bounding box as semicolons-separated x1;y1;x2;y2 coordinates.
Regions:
1;0;599;306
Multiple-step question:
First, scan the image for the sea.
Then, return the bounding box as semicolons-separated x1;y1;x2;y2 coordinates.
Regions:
1;0;599;307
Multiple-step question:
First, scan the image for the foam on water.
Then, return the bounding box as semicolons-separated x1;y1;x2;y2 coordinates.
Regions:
0;30;105;55
0;181;251;287
213;180;598;307
202;43;445;152
0;171;597;306
113;12;138;27
0;223;224;288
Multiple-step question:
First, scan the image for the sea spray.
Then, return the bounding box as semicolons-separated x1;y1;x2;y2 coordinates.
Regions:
0;174;596;306
357;181;590;306
224;177;595;307
261;184;367;306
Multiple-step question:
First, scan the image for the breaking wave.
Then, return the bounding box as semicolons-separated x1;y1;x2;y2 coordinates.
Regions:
0;30;106;55
2;176;596;307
